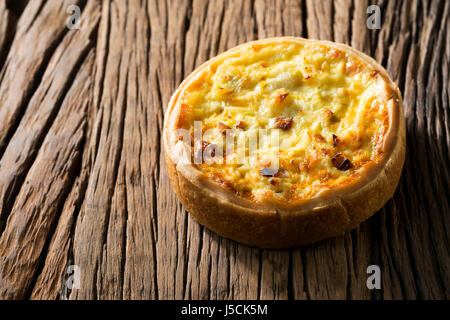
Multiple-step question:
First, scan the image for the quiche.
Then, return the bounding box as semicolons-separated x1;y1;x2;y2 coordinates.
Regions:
163;37;405;248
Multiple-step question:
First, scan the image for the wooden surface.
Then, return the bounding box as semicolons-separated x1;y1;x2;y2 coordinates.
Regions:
0;0;448;300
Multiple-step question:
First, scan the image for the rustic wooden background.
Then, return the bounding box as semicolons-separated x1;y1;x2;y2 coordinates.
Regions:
0;0;448;300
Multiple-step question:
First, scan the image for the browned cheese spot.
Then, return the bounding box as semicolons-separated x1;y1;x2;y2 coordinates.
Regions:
274;116;293;130
331;153;353;171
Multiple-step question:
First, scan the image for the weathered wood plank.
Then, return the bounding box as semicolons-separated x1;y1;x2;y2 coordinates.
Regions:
306;0;333;40
0;0;99;235
70;0;134;299
0;50;95;299
150;0;192;301
0;0;83;157
0;1;100;300
0;1;15;70
0;1;28;69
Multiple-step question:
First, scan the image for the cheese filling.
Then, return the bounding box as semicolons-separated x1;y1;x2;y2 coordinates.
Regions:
174;41;391;203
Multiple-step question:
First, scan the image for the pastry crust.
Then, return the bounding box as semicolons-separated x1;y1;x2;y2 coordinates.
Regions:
163;37;405;248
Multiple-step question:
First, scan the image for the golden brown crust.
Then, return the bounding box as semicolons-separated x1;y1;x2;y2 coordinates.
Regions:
163;37;406;248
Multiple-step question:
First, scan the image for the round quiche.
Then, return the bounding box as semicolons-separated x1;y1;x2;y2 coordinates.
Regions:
163;37;405;248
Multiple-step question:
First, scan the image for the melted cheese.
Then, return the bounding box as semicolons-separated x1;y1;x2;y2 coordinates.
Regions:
175;41;390;203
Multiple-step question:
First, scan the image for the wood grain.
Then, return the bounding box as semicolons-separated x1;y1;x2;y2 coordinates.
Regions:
0;0;448;300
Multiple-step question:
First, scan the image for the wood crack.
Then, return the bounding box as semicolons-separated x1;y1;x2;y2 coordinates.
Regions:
0;0;28;71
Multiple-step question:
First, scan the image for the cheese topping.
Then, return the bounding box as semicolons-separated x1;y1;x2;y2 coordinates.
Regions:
174;40;392;203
